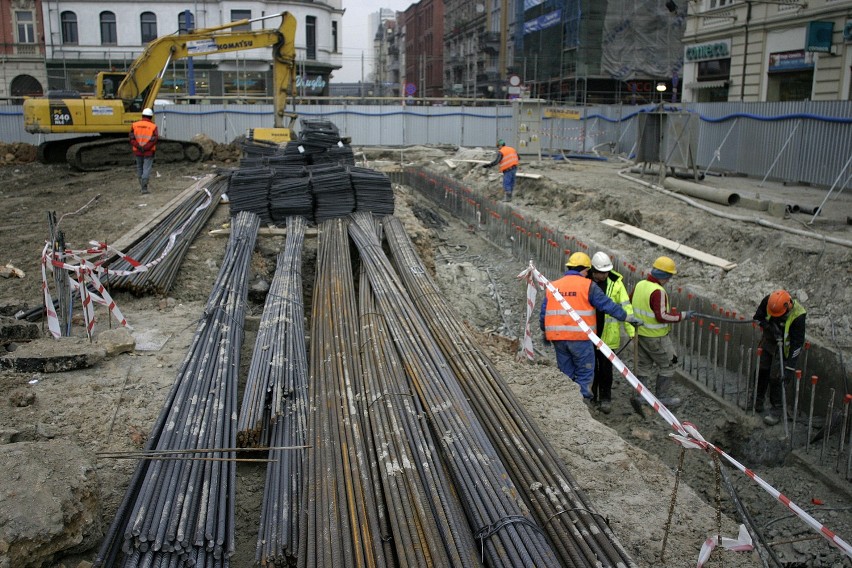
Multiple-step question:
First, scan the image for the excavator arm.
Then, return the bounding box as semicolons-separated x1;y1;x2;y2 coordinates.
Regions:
116;11;296;123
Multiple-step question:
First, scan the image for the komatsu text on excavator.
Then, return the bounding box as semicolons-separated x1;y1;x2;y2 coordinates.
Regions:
24;12;297;170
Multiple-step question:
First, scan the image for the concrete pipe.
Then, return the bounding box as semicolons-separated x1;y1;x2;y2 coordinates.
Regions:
662;177;740;206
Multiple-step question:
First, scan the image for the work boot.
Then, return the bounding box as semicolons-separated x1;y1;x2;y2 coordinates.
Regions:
599;400;612;414
763;406;782;426
629;395;646;418
655;375;682;408
141;181;149;194
502;193;512;202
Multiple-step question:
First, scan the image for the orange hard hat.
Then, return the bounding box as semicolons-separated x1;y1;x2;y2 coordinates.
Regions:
767;289;792;317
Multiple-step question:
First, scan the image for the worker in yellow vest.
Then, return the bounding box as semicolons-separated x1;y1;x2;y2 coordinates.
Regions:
630;256;694;413
752;289;806;425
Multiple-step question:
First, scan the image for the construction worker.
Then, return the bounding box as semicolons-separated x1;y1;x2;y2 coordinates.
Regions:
752;289;806;426
130;107;158;194
482;139;519;202
589;252;634;414
540;252;640;401
630;256;694;413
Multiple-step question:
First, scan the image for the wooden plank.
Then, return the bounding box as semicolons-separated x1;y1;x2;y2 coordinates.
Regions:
448;159;541;179
601;218;737;271
110;174;219;253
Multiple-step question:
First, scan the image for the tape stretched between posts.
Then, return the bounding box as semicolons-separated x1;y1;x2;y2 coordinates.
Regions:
40;188;213;338
517;262;852;562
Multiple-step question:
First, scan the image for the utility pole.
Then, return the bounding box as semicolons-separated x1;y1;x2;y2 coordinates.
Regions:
499;0;508;81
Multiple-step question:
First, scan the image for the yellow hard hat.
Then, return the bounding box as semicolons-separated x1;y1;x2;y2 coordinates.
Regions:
652;256;677;275
566;252;592;269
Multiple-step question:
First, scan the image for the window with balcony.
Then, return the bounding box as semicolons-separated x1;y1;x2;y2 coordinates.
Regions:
141;12;157;43
61;11;78;45
231;10;251;31
178;11;195;34
16;11;35;44
306;16;316;60
100;12;117;45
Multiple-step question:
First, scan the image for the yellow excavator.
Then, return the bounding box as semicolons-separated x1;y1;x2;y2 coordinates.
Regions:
24;12;297;170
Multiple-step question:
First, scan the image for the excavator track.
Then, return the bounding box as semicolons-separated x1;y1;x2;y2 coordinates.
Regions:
65;138;203;172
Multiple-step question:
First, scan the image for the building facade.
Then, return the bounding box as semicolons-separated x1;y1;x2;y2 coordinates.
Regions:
37;0;343;101
682;0;852;102
1;0;48;101
404;0;443;99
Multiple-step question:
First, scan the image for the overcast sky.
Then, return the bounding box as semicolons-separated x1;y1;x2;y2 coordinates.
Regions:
337;0;413;83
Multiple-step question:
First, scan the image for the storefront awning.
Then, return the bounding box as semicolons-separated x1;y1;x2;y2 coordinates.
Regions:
684;80;729;89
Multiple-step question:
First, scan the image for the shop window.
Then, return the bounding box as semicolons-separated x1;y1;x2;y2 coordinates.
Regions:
101;12;117;46
223;71;267;97
141;12;157;43
61;11;78;45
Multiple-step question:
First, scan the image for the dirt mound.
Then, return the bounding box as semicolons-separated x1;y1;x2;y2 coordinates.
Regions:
0;142;37;165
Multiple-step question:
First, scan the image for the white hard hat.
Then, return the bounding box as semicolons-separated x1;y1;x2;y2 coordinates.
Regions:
591;251;613;272
141;108;154;117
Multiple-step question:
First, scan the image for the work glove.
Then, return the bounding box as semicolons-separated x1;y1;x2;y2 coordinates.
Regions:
541;332;552;346
671;354;679;365
626;315;643;327
680;310;696;320
481;163;490;169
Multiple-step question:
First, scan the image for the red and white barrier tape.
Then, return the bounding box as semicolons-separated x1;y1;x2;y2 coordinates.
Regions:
517;262;852;562
40;187;213;339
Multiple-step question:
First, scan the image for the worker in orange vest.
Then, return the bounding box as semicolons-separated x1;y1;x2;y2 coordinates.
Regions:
482;139;519;202
129;108;159;194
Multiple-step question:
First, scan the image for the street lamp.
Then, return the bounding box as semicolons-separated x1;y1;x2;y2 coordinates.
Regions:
656;82;667;104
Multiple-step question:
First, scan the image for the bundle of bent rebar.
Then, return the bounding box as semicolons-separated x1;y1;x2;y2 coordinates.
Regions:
105;176;227;295
94;211;260;568
381;214;637;567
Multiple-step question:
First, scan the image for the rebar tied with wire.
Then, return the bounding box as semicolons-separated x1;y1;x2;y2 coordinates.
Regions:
382;214;637;567
237;216;310;566
347;213;561;567
94;211;260;568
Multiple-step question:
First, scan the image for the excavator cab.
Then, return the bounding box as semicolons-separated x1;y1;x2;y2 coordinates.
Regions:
97;72;126;99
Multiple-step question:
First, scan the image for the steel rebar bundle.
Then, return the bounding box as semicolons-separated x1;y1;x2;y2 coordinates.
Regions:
355;216;483;567
239;216;310;566
298;218;389;567
346;212;561;567
382;214;637;567
94;211;260;568
106;177;228;295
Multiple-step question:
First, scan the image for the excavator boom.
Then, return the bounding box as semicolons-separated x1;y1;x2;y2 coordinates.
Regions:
24;12;297;169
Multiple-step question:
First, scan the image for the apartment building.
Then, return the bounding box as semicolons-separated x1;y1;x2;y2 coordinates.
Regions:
0;0;47;101
682;0;852;102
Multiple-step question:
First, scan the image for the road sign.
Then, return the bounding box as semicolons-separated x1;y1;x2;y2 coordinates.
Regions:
405;82;417;96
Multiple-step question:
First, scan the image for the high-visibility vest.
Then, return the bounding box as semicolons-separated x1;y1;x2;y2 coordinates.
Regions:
498;146;519;172
600;271;633;349
632;279;669;337
544;274;596;340
131;119;157;156
770;300;806;358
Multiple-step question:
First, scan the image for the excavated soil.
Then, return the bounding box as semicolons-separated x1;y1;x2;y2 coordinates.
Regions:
0;147;850;567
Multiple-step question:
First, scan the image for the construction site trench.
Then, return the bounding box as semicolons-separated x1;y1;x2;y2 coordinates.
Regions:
0;143;850;568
